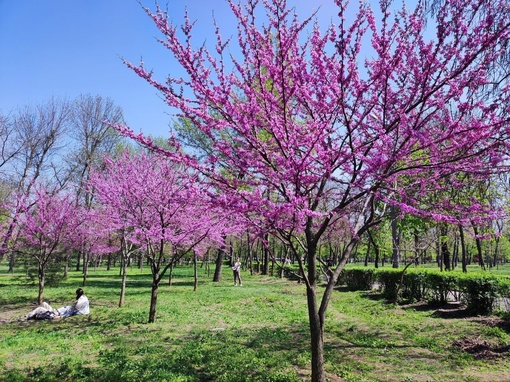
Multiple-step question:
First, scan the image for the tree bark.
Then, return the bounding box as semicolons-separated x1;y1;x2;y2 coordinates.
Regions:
472;223;485;269
37;263;45;305
307;284;325;382
458;225;467;273
391;205;400;268
119;256;128;307
213;238;226;282
193;253;198;292
440;224;451;271
148;281;158;323
262;233;269;275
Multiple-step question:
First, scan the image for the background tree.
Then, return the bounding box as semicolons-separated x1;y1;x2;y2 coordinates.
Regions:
0;98;70;266
14;185;78;304
65;94;124;272
90;152;229;322
116;1;510;380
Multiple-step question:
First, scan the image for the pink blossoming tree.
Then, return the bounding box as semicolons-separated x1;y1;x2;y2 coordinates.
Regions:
116;0;510;380
90;151;229;322
14;185;80;304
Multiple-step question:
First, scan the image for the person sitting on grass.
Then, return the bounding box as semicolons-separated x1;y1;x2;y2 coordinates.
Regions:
26;288;90;320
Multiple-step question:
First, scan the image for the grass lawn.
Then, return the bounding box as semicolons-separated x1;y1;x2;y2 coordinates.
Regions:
1;263;510;381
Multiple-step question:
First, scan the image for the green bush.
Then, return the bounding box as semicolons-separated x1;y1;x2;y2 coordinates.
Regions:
400;270;428;302
423;272;458;305
339;268;376;291
458;274;500;315
376;269;401;301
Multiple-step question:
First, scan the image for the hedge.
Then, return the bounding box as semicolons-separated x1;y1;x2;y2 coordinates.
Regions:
335;267;510;316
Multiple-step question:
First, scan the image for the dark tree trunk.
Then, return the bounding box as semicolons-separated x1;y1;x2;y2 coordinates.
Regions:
119;257;128;307
303;236;325;382
8;252;15;273
472;224;485;269
459;225;468;273
168;262;174;286
38;263;45;305
440;224;451;271
148;281;158;323
82;252;89;287
75;251;81;271
367;229;379;269
493;236;500;269
391;205;400;268
364;238;371;267
193;253;198;292
213;238;226;282
262;233;270;275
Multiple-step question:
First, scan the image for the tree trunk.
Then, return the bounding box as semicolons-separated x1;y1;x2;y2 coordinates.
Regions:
193;253;198;292
8;252;15;273
458;225;467;272
168;262;174;286
262;233;269;275
493;236;500;269
75;251;81;271
82;252;89;287
440;224;451;271
38;264;45;305
364;238;371;266
472;224;485;269
119;257;128;307
368;229;379;269
307;285;325;382
148;281;158;323
303;236;325;382
213;239;226;282
391;205;400;268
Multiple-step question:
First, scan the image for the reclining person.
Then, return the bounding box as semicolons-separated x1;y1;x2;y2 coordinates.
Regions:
26;288;90;320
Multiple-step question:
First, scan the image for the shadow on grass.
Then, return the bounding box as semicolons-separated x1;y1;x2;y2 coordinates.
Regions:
4;323;311;382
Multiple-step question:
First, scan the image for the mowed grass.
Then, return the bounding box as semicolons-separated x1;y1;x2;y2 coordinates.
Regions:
1;263;510;381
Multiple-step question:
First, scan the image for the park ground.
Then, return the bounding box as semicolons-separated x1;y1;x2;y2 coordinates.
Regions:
2;264;510;381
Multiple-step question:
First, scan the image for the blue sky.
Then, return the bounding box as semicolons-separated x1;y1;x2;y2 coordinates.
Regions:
0;0;341;138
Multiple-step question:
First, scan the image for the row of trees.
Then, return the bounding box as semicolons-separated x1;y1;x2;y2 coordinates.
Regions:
117;0;510;380
2;0;510;380
0;94;124;269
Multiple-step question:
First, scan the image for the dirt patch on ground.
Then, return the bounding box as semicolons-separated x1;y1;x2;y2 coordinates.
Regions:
452;337;510;360
470;316;510;332
0;305;28;324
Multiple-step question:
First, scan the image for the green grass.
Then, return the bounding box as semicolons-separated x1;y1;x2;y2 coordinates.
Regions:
1;263;510;381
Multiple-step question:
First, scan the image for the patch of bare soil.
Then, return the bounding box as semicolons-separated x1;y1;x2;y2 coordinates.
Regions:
470;316;510;333
0;305;28;324
452;337;510;360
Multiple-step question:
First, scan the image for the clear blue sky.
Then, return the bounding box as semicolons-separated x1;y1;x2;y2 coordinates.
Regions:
0;0;345;138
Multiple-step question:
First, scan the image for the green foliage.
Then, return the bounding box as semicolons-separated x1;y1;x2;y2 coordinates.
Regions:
17;251;66;287
339;266;510;315
457;274;501;315
373;269;401;301
339;268;376;291
424;272;459;305
400;271;428;302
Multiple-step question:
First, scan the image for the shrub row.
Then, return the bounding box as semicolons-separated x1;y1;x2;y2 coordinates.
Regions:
338;267;510;316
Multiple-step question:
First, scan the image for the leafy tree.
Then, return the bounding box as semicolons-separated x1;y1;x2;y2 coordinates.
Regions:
0;98;71;267
90;152;230;322
13;185;79;304
116;1;510;380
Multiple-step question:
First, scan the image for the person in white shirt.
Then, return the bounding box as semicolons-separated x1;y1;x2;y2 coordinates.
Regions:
232;258;242;286
26;288;90;320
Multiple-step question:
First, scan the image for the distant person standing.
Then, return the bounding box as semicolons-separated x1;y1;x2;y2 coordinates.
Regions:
232;258;242;286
